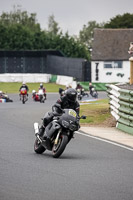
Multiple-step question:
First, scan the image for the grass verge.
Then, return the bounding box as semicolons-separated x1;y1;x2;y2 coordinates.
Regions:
80;99;116;127
0;82;66;93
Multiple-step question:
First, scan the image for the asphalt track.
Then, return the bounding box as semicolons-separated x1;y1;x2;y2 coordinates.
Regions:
0;93;133;200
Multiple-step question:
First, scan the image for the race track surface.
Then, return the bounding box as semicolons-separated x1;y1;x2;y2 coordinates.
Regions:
0;93;133;200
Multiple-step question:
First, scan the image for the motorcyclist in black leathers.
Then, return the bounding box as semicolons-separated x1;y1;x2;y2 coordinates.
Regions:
89;82;95;96
38;88;80;139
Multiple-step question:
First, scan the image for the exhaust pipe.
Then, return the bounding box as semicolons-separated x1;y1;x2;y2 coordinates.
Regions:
34;122;39;135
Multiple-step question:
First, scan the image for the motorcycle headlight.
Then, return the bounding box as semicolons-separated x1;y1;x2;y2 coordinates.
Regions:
62;120;69;128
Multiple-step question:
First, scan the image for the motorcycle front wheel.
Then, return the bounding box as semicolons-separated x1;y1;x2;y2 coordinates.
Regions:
39;96;45;103
78;95;82;100
94;92;98;98
34;138;46;154
22;95;25;104
22;95;27;104
52;135;68;158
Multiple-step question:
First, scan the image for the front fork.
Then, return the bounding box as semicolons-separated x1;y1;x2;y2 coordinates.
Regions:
54;129;72;145
54;129;61;145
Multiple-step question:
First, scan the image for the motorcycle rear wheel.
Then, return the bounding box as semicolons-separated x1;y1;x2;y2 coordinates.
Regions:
52;135;68;158
34;138;46;154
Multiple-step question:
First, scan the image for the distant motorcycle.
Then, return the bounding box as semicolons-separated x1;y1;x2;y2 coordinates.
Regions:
34;106;86;158
32;90;38;101
0;93;13;102
3;94;13;102
20;88;28;104
90;87;98;98
32;89;45;103
77;89;82;100
77;88;89;100
0;95;13;103
38;89;45;103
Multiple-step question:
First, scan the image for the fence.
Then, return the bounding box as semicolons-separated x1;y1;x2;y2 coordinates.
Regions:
0;50;91;81
107;84;133;135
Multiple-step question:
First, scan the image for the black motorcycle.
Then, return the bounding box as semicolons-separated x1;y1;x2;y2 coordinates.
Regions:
34;107;86;158
77;88;89;100
90;87;98;98
1;94;13;102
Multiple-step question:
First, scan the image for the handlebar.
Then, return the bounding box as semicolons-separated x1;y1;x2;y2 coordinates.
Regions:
77;115;86;120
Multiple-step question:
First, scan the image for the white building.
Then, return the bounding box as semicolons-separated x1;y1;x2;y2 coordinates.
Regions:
91;28;133;83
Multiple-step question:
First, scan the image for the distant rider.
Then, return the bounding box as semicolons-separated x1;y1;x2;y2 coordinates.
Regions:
76;83;84;95
0;91;6;99
89;82;94;95
38;88;80;139
19;82;29;100
39;83;46;100
76;83;83;90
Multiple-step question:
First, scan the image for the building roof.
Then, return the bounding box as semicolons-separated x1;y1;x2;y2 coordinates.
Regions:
91;28;133;61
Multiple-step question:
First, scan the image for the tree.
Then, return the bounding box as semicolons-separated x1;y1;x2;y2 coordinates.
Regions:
104;13;133;28
47;14;61;35
0;5;40;31
79;21;104;48
0;24;9;49
4;24;34;50
57;33;90;59
0;7;90;59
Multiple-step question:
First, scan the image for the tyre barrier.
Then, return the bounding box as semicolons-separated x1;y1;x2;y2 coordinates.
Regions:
106;84;133;135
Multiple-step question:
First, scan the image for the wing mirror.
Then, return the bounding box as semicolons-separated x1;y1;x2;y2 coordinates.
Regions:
80;115;86;119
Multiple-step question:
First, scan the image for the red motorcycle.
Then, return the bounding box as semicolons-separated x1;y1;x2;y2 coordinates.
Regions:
32;89;46;103
20;88;28;104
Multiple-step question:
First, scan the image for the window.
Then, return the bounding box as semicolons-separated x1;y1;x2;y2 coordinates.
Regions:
114;61;122;68
104;62;112;68
104;61;122;68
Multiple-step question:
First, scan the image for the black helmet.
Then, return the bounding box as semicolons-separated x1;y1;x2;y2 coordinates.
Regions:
65;88;77;102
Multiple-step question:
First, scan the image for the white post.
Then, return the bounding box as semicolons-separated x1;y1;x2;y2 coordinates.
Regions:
128;42;133;85
129;57;133;85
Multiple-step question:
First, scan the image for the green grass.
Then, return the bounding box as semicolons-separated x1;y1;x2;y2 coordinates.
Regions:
0;82;112;126
0;82;66;93
80;99;112;125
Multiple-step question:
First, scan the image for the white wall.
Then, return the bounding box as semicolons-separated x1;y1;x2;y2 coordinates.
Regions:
0;73;52;83
91;61;130;83
0;73;77;88
56;75;77;88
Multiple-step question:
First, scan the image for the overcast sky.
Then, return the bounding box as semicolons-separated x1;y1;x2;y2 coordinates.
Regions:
0;0;133;35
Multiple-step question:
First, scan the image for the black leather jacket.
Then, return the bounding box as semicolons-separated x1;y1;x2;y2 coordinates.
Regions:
55;95;80;115
19;85;29;92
